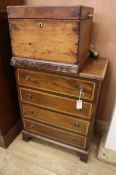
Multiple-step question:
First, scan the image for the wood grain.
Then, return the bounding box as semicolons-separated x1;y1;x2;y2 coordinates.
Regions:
78;19;92;62
9;19;78;63
20;88;93;120
17;68;95;101
22;103;89;135
11;57;81;74
8;6;93;66
11;56;108;80
79;57;108;80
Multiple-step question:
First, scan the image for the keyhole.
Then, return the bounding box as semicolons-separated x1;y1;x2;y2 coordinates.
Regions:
37;23;43;28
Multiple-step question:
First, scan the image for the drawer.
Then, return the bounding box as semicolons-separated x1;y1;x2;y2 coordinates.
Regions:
9;19;78;64
20;88;93;119
18;69;95;101
24;119;86;149
22;104;89;135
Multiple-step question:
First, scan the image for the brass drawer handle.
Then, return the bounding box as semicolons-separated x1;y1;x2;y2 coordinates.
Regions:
27;94;32;100
30;124;34;129
74;123;80;128
29;110;33;115
24;75;30;81
72;138;79;143
37;23;43;28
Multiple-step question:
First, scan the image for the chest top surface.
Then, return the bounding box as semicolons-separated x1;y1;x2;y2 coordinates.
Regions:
79;57;108;80
11;56;108;81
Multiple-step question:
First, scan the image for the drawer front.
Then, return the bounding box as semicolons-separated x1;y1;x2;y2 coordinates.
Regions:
22;104;89;135
18;69;95;101
9;19;78;64
24;119;86;149
20;88;93;119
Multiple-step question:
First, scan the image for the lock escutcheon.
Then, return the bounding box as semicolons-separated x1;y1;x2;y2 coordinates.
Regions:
37;23;43;28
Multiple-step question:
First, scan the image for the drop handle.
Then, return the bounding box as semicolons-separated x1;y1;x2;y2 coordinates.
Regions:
27;94;32;100
24;75;30;81
79;87;85;95
78;87;85;100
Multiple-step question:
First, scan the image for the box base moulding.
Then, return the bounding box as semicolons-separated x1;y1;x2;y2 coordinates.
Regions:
10;56;88;75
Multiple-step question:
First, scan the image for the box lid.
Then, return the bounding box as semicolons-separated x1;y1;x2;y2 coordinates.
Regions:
7;6;94;20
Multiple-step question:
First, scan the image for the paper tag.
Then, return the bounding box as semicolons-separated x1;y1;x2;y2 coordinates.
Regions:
76;100;82;110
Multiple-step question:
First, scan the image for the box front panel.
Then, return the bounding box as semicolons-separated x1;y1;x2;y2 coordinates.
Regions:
9;19;78;63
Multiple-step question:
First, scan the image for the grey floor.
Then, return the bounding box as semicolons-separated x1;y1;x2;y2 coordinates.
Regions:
0;134;116;175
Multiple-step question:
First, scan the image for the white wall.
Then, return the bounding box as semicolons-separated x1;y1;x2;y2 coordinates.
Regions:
105;100;116;151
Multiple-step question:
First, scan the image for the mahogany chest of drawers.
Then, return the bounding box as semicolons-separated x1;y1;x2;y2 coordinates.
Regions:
14;58;107;162
7;6;108;162
7;5;93;72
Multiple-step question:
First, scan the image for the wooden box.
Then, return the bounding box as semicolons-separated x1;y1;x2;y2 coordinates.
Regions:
7;6;93;71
